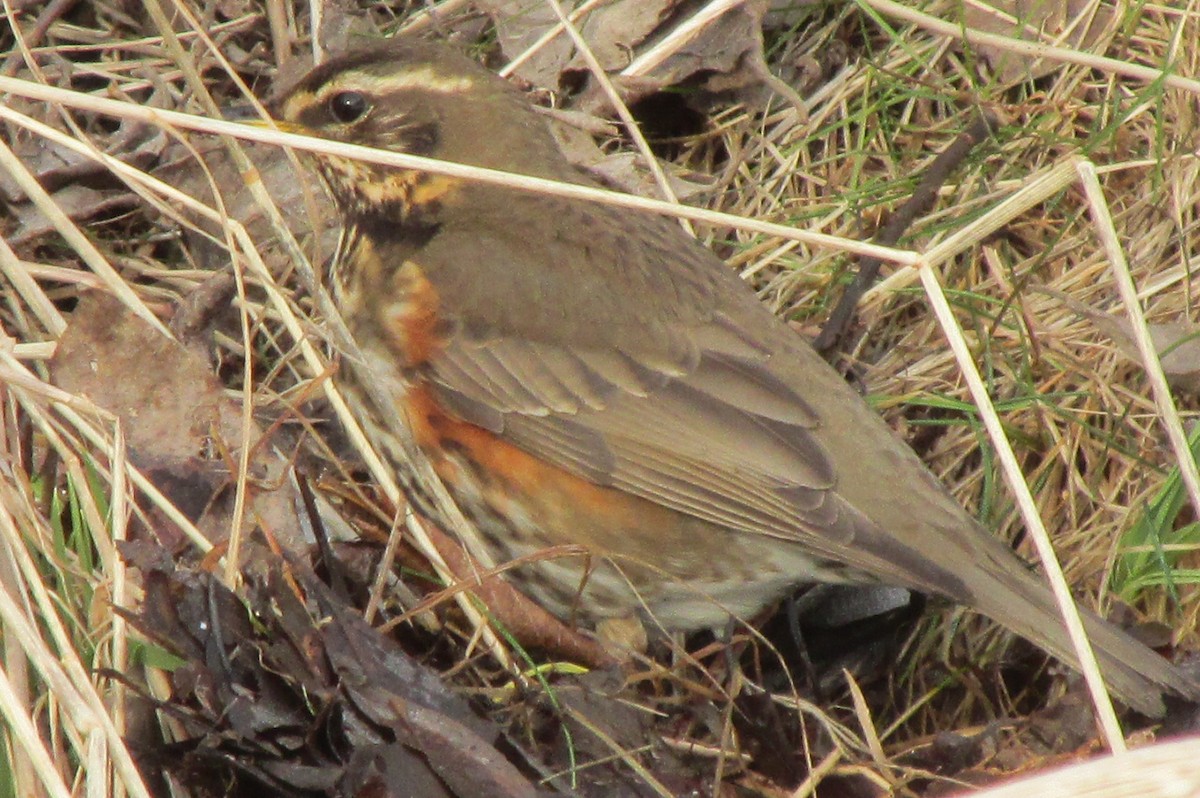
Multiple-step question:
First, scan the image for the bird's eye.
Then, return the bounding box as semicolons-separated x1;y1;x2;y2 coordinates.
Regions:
328;91;370;124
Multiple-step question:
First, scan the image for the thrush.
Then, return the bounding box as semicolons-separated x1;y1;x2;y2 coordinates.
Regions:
272;38;1196;715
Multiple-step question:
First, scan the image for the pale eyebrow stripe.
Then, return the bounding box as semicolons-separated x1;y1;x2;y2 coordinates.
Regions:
281;65;475;121
321;66;475;98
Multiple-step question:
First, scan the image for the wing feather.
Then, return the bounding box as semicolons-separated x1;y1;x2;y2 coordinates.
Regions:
428;331;847;543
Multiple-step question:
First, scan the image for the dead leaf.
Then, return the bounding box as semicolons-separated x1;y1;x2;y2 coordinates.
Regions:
153;137;340;278
543;669;672;792
572;0;674;71
583;151;714;201
2;96;168;245
963;0;1114;82
1034;285;1200;394
477;0;777;110
479;0;574;89
0;101;164;203
50;294;307;554
7;185;140;245
126;554;544;797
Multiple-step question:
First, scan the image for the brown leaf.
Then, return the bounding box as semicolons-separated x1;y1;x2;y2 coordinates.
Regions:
50;294;306;553
1035;286;1200;395
2;101;167;245
477;0;774;108
7;185;140;246
127;554;545;798
478;0;574;89
572;0;675;71
963;0;1114;82
153;136;339;279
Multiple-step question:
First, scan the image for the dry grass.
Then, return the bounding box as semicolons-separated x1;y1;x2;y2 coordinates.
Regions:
1;0;1199;795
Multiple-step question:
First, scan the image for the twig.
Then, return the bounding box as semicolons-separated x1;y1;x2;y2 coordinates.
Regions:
815;111;995;355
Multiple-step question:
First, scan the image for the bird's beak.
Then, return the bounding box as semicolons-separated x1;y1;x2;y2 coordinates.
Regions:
225;102;307;135
242;116;305;134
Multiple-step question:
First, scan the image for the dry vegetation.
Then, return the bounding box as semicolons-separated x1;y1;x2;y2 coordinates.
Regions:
1;1;1199;796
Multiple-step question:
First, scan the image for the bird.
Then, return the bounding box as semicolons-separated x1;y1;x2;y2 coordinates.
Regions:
270;37;1196;716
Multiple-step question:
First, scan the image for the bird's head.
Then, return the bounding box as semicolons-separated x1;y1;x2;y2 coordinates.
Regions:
270;39;572;222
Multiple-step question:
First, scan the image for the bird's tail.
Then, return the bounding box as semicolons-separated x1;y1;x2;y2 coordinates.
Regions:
970;552;1196;718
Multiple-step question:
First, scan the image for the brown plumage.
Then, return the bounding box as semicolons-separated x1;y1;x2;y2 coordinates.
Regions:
274;38;1196;716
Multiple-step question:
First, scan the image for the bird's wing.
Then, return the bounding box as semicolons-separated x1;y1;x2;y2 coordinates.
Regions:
429;322;853;542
